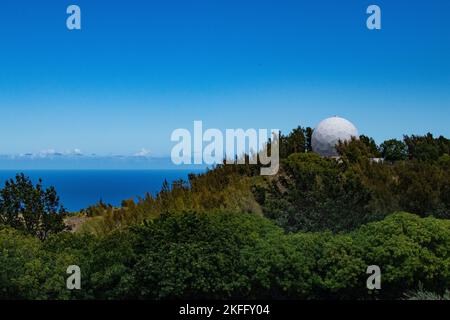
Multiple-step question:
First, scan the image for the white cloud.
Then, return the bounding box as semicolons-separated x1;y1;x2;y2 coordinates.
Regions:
38;149;60;157
133;148;151;157
67;148;83;156
21;148;84;158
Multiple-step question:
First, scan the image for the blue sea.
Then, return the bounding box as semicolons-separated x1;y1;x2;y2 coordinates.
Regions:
0;170;203;212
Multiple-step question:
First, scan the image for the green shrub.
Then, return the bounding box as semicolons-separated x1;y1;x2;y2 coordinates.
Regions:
127;211;281;299
351;212;450;299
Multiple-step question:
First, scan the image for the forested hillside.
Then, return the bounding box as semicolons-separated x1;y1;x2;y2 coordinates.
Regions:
0;126;449;300
78;128;450;236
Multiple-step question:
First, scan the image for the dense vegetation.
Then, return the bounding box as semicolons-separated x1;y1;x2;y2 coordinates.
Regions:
0;127;449;300
1;212;449;299
76;129;450;235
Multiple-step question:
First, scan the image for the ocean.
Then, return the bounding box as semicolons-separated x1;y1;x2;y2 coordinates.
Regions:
0;170;203;212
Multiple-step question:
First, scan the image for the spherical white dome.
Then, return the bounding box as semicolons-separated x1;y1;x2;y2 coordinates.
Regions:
312;116;359;157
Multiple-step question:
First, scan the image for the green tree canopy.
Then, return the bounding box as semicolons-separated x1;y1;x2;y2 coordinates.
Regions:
0;173;67;240
380;139;408;161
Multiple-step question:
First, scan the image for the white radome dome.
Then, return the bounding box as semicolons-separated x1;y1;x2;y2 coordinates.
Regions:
312;116;359;157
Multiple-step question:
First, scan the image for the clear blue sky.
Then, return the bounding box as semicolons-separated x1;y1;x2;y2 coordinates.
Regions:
0;0;449;156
